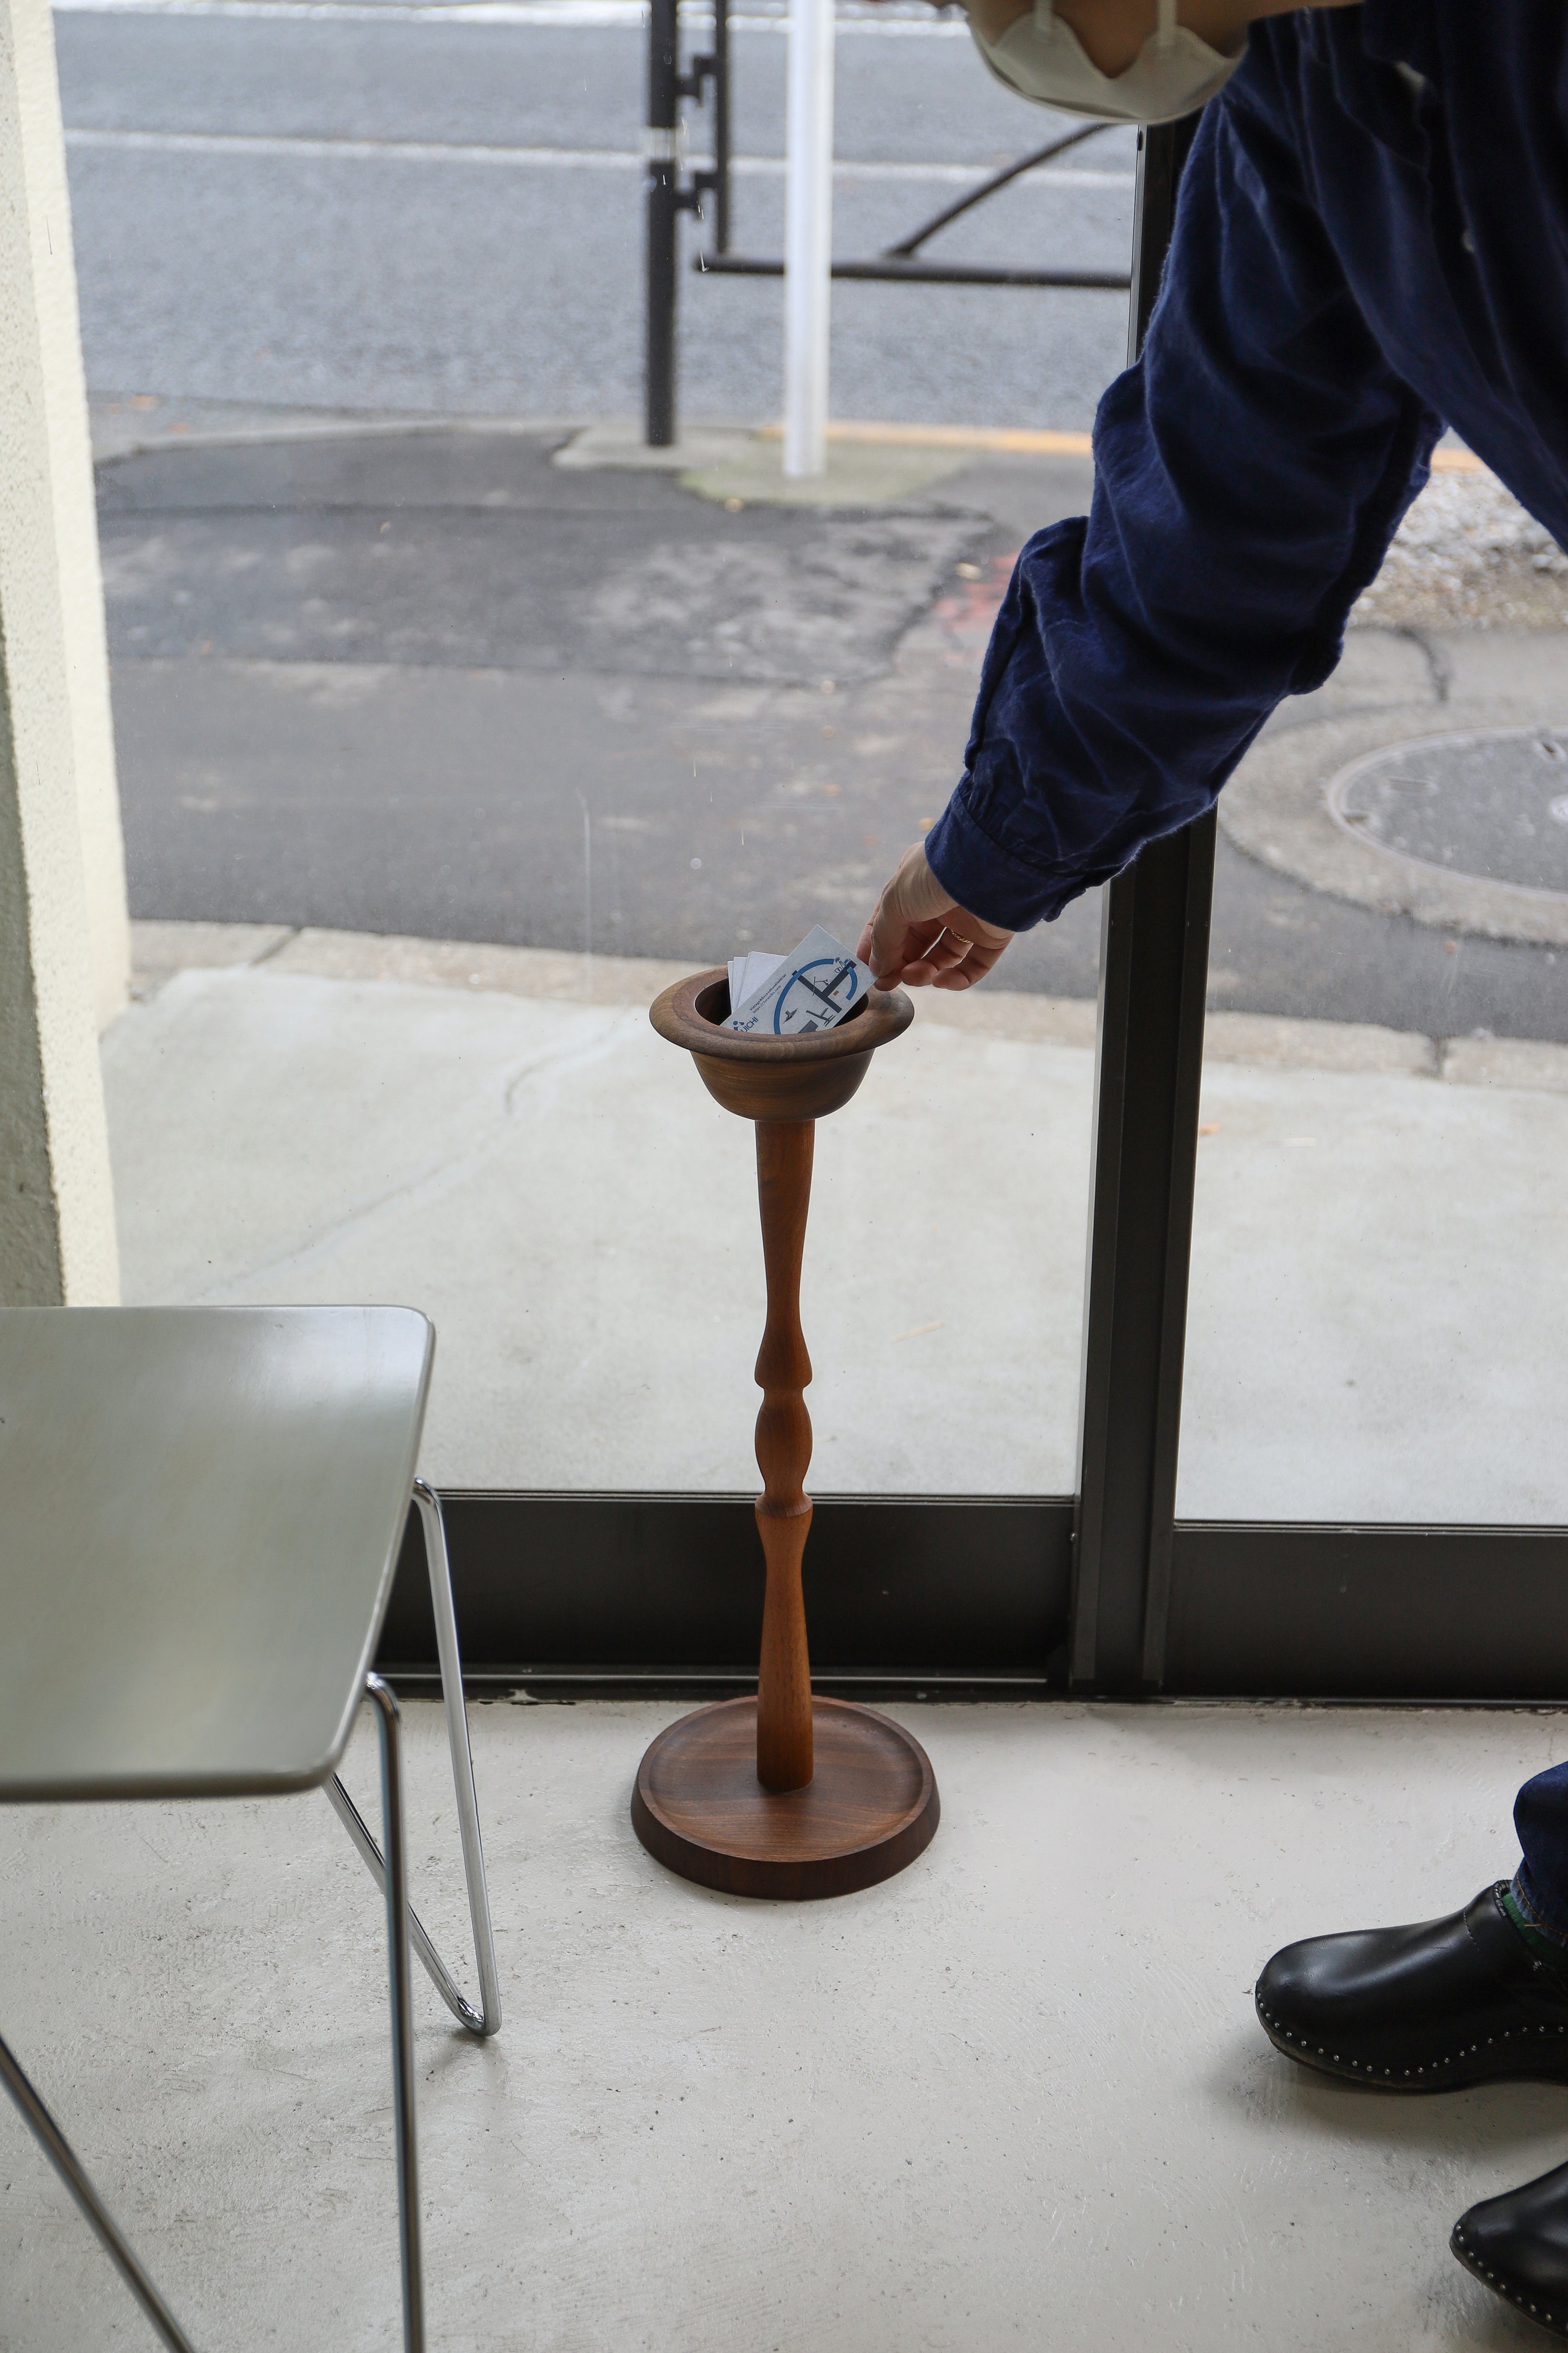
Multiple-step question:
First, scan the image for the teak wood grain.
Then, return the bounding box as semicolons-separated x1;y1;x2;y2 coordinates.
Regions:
639;966;937;1897
631;1695;939;1899
650;969;913;1124
753;1120;816;1792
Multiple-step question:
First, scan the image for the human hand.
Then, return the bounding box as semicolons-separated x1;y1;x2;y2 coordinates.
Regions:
857;840;1014;991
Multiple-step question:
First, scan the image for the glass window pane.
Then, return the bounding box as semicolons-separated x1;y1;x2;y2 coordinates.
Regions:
1179;457;1568;1522
76;4;1122;1496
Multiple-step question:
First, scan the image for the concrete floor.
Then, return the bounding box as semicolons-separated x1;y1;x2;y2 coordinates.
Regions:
105;924;1568;1520
3;1697;1566;2350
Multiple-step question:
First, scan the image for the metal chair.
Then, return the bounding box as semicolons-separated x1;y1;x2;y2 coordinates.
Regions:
0;1304;500;2353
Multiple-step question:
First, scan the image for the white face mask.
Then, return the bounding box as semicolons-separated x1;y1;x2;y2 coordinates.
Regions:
970;0;1243;125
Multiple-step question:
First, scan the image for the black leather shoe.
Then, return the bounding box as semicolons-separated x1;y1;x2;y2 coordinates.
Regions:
1255;1883;1568;2089
1453;2160;1568;2338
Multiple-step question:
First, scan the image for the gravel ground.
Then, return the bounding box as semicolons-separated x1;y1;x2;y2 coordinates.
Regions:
1354;465;1568;632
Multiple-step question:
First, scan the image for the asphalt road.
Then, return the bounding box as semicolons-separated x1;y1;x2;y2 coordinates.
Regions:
63;0;1568;1037
57;0;1136;428
100;424;1568;1040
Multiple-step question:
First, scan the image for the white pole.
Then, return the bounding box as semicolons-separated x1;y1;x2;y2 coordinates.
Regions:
783;0;834;478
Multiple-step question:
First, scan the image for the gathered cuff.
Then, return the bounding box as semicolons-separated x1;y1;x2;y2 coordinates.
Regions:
923;784;1086;934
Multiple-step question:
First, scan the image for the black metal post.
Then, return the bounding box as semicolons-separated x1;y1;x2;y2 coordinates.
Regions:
1124;115;1198;363
645;0;681;446
1070;113;1212;1695
709;0;730;254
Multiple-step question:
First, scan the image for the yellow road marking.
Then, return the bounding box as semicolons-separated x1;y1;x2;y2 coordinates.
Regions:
757;419;1490;474
757;419;1094;456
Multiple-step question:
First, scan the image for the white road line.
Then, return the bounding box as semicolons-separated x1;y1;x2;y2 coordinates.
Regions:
63;124;1134;184
55;0;977;32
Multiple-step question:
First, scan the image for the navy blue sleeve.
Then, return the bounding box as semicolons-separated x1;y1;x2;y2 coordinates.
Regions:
923;38;1443;932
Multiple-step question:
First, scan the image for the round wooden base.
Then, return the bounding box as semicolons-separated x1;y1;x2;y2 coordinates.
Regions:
631;1695;939;1900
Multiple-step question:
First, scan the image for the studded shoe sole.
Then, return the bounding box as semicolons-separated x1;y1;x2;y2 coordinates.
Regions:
1255;1983;1568;2090
1254;1884;1568;2091
1452;2218;1568;2340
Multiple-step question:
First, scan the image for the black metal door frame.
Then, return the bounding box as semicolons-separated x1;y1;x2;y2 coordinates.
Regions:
379;118;1568;1707
1071;116;1211;1694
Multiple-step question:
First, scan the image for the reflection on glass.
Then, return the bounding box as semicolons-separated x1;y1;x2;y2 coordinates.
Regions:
1179;465;1568;1523
104;928;1095;1493
79;4;1124;1493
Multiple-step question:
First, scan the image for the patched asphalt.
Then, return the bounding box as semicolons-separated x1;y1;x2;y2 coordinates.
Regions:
100;419;1568;1040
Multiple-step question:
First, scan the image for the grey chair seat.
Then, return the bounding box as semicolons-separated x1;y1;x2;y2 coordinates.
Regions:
0;1303;501;2352
0;1304;429;1799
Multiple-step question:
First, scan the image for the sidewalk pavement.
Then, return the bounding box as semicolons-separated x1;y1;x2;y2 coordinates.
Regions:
109;919;1568;1522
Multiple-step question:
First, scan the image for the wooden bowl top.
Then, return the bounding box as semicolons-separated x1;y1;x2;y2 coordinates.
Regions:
650;967;913;1065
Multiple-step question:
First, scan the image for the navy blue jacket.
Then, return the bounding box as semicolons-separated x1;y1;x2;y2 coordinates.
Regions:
923;1;1568;931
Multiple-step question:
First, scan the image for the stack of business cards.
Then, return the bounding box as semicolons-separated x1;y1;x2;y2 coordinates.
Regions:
723;926;876;1038
727;951;786;1014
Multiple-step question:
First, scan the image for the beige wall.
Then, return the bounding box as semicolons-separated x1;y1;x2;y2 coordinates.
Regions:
0;0;121;1304
11;0;129;1033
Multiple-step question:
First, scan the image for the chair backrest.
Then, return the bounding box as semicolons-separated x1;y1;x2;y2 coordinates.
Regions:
0;1305;433;1801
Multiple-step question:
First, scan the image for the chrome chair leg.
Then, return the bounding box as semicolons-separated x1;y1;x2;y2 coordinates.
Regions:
414;1476;502;2034
0;2028;198;2353
327;1480;501;2038
0;1689;427;2353
366;1674;424;2353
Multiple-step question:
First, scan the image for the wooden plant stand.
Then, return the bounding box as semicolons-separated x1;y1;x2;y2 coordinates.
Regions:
634;967;939;1900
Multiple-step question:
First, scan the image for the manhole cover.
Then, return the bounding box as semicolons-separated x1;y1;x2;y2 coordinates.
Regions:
1329;726;1568;894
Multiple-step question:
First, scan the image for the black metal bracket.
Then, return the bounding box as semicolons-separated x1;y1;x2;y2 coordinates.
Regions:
697;116;1131;291
675;174;713;219
679;49;717;101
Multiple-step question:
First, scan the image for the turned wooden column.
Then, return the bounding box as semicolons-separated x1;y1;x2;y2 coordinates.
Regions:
753;1119;815;1794
634;966;939;1901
